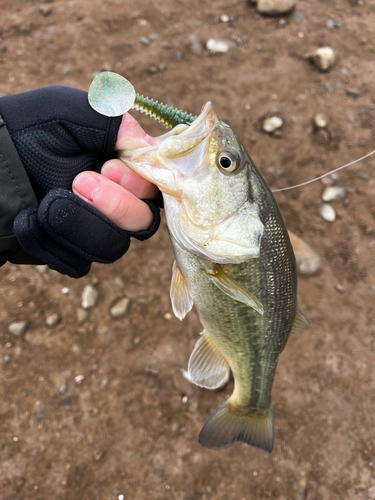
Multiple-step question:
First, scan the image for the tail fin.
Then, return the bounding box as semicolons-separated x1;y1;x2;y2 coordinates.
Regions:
199;401;273;452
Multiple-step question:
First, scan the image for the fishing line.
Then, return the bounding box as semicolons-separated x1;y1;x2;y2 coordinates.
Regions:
272;149;375;193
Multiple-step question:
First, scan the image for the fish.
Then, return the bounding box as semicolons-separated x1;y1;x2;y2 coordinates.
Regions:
118;101;308;452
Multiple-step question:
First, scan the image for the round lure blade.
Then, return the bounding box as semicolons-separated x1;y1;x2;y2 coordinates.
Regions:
88;71;136;117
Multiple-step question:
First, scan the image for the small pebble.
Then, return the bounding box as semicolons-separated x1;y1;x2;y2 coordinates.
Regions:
314;113;328;128
45;313;61;328
34;401;47;421
206;38;236;55
318;204;336;222
189;35;203;54
161;42;171;50
371;286;375;294
257;0;295;16
326;19;335;29
336;284;345;293
61;287;70;294
182;395;188;403
35;265;49;274
290;10;303;22
356;172;368;181
288;231;322;276
139;36;150;46
74;375;84;384
39;5;52;16
309;47;335;72
110;297;131;319
3;356;11;365
77;307;89;323
278;19;287;28
322;186;346;202
100;62;113;72
164;312;173;320
346;88;362;99
58;383;68;395
8;321;29;337
81;284;99;309
220;14;230;22
133;337;142;345
263;116;283;133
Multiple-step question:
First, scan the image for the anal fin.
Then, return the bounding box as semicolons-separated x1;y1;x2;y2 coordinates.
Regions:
170;260;194;320
187;332;230;390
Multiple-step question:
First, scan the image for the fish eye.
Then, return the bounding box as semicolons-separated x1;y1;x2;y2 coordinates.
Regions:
217;150;239;173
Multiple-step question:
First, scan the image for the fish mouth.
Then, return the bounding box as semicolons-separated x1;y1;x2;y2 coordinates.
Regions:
118;102;217;197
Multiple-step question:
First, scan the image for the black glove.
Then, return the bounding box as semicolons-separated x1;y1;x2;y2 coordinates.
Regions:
0;85;160;278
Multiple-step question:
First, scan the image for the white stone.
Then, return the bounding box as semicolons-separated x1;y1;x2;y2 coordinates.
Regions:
46;313;61;327
74;375;84;384
8;321;29;337
318;204;336;222
314;113;328;128
263;116;283;133
206;38;236;55
77;307;89;323
322;186;346;202
310;47;335;72
257;0;295;16
110;297;131;319
81;285;99;309
288;231;322;276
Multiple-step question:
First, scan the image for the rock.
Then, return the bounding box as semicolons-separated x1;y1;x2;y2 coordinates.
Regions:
278;19;287;28
326;19;335;29
3;356;11;365
263;116;283;133
321;173;341;187
81;284;99;309
356;172;368;181
219;14;230;22
322;186;346;202
133;337;142;345
77;307;89;323
8;321;29;337
257;0;295;16
45;313;61;327
290;10;304;22
110;297;131;319
346;88;362;99
34;401;47;421
58;383;68;395
74;375;84;384
39;5;52;15
62;65;71;76
206;38;236;55
288;231;322;276
314;113;328;128
318;204;336;222
35;264;49;274
189;35;203;55
309;47;335;72
139;36;150;46
100;62;113;72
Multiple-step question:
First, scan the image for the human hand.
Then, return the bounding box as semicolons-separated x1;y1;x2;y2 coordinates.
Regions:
0;85;161;277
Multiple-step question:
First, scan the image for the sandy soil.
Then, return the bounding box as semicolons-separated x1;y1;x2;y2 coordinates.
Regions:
1;0;375;499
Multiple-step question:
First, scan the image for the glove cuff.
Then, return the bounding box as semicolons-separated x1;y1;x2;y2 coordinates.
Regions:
0;116;38;254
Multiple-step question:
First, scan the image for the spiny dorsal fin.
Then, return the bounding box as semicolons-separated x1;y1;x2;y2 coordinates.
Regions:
205;265;264;315
199;400;273;452
170;260;194;320
187;332;230;390
290;306;310;336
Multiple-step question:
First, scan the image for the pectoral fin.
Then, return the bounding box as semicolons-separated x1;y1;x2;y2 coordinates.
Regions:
290;306;309;335
186;332;230;389
170;261;194;320
205;265;264;315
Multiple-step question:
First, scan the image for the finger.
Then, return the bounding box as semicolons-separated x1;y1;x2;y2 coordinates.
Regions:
115;113;160;150
72;172;153;232
101;159;160;200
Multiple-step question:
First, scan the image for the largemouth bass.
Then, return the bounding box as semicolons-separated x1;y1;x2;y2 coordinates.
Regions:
119;102;308;452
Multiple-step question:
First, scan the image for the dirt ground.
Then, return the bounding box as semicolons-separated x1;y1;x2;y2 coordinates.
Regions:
1;0;375;499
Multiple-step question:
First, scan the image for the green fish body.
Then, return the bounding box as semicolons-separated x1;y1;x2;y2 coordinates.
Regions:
119;101;308;452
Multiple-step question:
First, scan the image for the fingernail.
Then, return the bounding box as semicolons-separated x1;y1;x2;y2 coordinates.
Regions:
73;173;100;202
